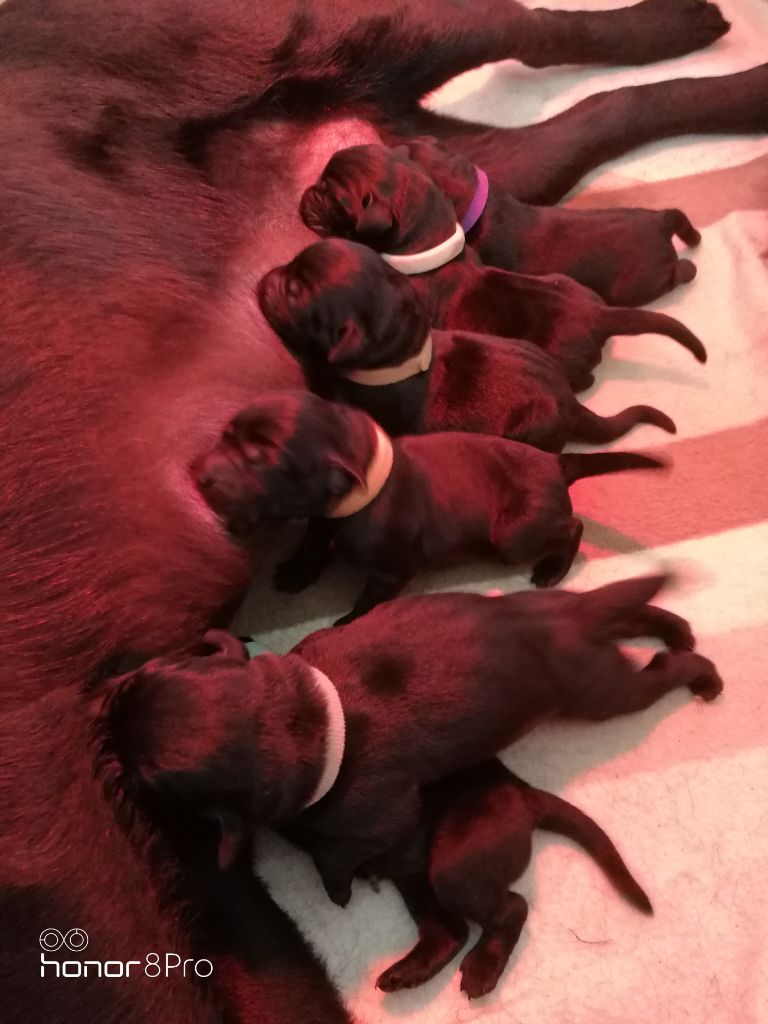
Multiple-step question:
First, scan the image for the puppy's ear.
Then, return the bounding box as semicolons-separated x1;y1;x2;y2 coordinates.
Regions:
327;319;363;366
216;811;246;870
202;630;248;663
355;197;393;240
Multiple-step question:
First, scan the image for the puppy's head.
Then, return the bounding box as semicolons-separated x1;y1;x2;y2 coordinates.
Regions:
102;631;308;868
400;136;477;202
258;239;430;371
299;144;456;252
192;390;378;534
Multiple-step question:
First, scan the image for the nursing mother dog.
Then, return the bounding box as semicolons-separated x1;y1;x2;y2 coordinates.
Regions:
0;0;763;1022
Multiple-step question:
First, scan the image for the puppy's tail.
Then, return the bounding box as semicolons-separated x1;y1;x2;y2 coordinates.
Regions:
559;451;667;485
600;307;706;363
572;574;669;644
527;788;653;915
572;403;676;444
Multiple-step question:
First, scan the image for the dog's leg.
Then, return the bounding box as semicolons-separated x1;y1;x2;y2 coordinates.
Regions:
380;64;768;203
529;518;584;589
310;791;423;907
567;651;723;722
376;875;469;993
334;570;409;626
615;605;696;652
274;519;340;594
457;892;529;1000
369;0;730;105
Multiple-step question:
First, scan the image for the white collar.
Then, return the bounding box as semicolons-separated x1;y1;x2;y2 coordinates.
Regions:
381;222;465;275
303;666;346;807
343;333;433;386
326;423;394;518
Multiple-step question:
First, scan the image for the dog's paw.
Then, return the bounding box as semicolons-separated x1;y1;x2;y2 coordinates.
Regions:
459;947;505;1001
377;960;423;994
321;873;353;908
635;0;729;59
273;558;318;594
687;655;724;702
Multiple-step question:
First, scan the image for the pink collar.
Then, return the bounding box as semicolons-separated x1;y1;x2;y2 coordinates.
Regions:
343;333;433;387
460;166;489;233
326;423;394;518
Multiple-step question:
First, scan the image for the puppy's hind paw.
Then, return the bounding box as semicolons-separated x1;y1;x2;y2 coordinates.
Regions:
687;655;724;702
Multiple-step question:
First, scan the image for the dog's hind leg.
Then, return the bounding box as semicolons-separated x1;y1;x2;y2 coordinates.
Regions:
615;605;696;652
376;876;469;993
380;64;768;204
566;650;723;723
529;518;584;589
457;893;529;999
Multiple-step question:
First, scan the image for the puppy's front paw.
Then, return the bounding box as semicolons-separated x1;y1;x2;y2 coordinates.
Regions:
273;558;319;594
688;655;724;702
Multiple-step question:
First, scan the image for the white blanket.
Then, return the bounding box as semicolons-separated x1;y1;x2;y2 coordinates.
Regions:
238;2;768;1019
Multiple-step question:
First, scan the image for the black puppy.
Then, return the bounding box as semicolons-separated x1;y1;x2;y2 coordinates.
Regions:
364;760;653;999
103;577;722;922
400;135;701;307
194;390;667;624
258;239;676;447
298;145;706;389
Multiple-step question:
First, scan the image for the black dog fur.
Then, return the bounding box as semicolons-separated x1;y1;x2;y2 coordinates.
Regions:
5;0;766;1018
193;391;668;623
366;760;653;998
399;134;702;307
299;144;707;390
258;238;676;447
102;578;722;961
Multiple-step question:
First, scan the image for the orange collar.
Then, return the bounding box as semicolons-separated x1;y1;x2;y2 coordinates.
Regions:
326;423;394;518
342;334;433;387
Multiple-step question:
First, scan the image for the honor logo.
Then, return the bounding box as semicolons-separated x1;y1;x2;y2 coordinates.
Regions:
39;928;213;979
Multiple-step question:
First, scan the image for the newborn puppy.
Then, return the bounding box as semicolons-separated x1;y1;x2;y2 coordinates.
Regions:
103;577;722;917
258;239;676;448
299;145;706;390
364;760;653;999
193;391;667;624
402;135;701;307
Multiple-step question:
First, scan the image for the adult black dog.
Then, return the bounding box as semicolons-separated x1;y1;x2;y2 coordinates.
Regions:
194;391;666;622
299;144;706;390
259;238;676;445
102;578;721;985
2;0;766;1020
386;135;702;307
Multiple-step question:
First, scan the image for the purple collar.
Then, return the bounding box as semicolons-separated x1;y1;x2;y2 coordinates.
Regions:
460;166;489;233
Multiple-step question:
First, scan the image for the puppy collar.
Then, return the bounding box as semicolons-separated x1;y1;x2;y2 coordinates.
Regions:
343;333;433;387
304;666;346;807
381;222;465;275
327;423;394;518
460;167;489;233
